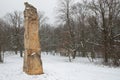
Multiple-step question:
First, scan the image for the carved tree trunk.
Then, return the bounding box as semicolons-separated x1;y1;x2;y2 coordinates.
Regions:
23;2;43;75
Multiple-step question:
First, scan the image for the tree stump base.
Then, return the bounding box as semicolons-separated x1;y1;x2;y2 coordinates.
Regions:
23;51;43;75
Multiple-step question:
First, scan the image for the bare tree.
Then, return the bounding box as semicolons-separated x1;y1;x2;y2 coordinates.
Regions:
5;11;24;57
89;0;120;65
38;11;48;28
56;0;79;61
0;18;10;62
71;1;90;57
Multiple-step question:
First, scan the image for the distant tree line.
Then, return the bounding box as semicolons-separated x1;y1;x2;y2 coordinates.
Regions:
0;10;48;62
0;11;24;61
0;0;120;66
40;0;120;66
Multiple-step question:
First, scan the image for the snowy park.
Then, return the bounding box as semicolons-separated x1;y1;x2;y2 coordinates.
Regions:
0;0;120;80
0;52;120;80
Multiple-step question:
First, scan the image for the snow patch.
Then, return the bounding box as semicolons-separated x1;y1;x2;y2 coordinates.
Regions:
31;52;36;56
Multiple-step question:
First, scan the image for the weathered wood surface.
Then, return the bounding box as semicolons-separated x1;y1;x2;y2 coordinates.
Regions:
23;2;43;75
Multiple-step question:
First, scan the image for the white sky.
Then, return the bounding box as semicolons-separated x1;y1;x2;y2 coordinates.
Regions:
0;0;81;24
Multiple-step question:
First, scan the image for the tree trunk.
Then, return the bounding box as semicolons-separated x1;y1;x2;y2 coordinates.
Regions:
15;50;17;55
20;50;23;57
68;52;72;62
0;52;2;62
82;51;86;57
23;2;43;75
72;50;76;59
0;47;3;63
82;47;86;57
103;30;108;63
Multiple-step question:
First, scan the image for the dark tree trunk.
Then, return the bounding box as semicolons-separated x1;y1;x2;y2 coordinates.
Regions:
15;49;17;55
82;47;86;57
103;29;108;63
20;50;23;57
82;51;86;57
72;50;76;59
0;47;3;63
0;52;2;62
104;42;108;63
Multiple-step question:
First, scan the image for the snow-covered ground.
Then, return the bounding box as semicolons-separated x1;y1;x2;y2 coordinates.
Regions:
0;52;120;80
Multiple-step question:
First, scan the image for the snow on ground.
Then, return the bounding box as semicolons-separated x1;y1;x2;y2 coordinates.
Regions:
0;52;120;80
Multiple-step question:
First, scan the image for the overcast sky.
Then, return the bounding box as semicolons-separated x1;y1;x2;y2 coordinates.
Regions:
0;0;81;24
